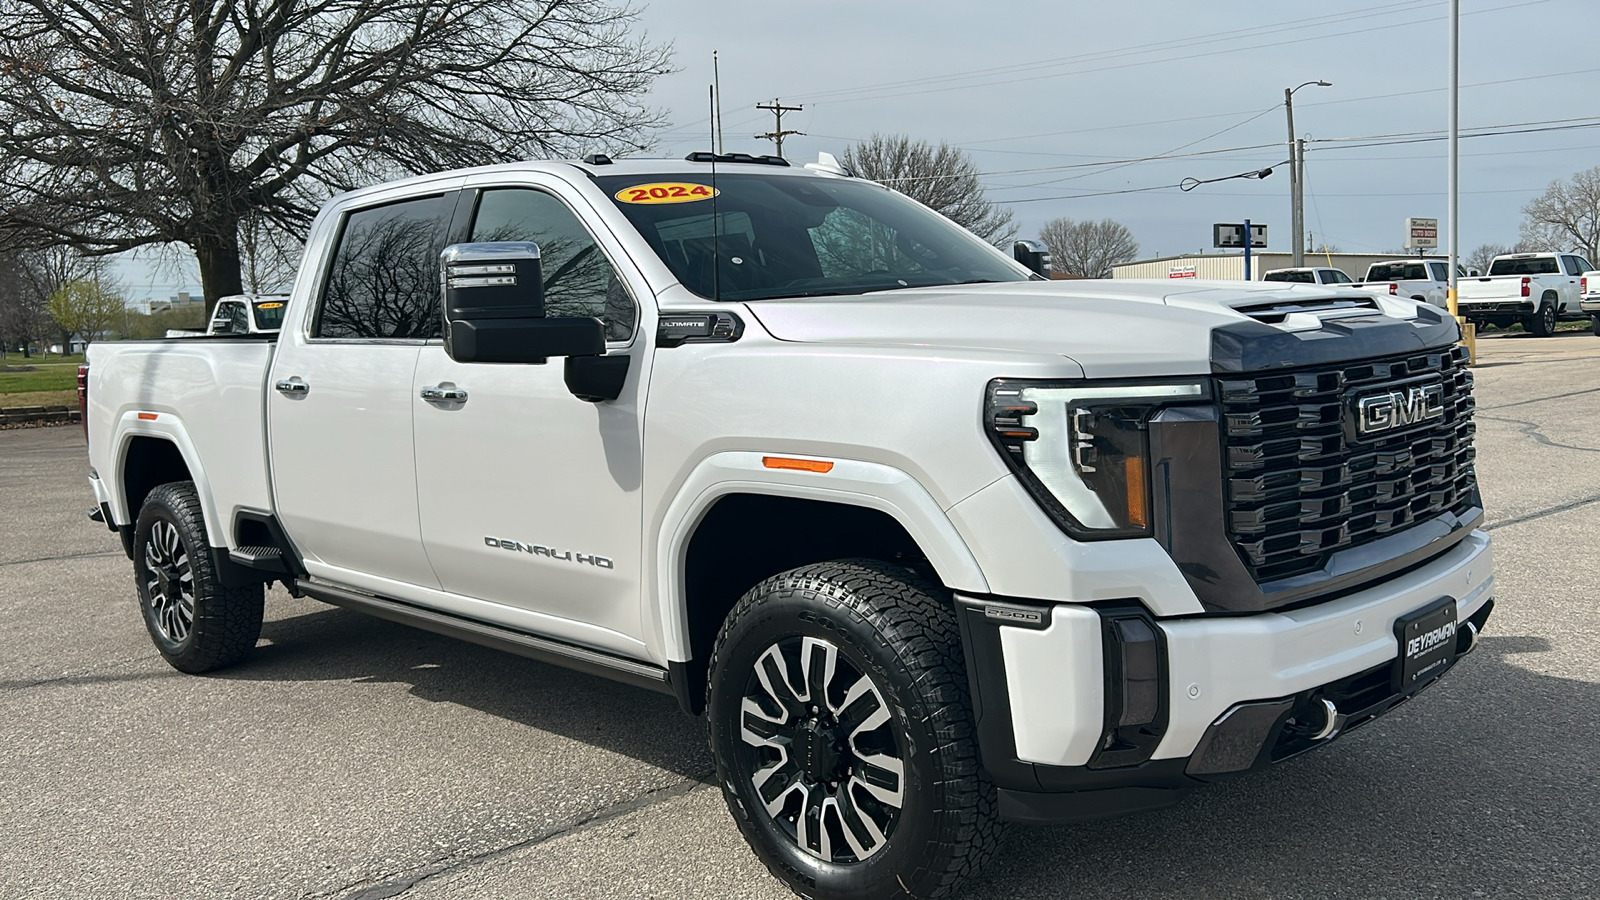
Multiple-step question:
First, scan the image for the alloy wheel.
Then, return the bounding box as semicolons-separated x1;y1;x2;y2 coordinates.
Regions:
736;636;905;863
143;519;194;642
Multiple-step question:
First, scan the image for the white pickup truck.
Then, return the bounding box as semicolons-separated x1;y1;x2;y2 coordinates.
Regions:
80;155;1494;900
1261;266;1355;286
1458;252;1593;336
1353;259;1459;309
1576;267;1600;335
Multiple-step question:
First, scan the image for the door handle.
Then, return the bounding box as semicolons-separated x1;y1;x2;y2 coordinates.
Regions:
420;385;468;403
274;378;309;395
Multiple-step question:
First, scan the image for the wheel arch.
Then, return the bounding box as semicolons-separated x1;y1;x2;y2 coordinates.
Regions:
651;452;990;714
113;417;225;548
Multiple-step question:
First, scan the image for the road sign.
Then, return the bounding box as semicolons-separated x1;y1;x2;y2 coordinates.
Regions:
1405;217;1439;249
1214;223;1268;249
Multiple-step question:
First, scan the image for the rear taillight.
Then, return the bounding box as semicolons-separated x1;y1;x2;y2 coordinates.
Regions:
1388;283;1398;296
1521;277;1531;298
1583;277;1588;294
77;365;89;439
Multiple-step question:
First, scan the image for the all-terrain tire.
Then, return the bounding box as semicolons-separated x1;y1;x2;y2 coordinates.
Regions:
1525;300;1557;337
706;559;1000;900
133;481;263;673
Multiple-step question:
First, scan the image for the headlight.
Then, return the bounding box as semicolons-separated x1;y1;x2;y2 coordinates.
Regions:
985;379;1209;539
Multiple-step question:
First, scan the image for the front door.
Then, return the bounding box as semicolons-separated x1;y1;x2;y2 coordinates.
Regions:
412;183;652;654
268;190;456;592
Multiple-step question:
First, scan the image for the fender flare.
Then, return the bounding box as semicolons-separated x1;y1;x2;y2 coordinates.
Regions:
648;451;990;663
108;411;227;548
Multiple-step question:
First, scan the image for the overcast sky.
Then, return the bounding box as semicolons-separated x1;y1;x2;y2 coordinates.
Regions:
119;0;1600;298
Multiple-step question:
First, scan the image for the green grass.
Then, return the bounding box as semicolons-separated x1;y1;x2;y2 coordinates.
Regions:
0;363;79;395
0;389;77;409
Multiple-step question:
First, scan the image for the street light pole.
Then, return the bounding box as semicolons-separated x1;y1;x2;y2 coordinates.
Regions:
1285;80;1331;267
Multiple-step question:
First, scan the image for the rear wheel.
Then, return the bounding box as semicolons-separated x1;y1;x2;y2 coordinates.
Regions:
1524;302;1557;337
707;560;999;900
134;481;263;673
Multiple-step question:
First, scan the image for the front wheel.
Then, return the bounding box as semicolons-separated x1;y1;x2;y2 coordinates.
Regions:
707;560;999;900
133;481;264;673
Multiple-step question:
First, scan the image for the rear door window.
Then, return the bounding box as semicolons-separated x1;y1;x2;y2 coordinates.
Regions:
315;195;450;340
1428;262;1448;282
1326;270;1353;284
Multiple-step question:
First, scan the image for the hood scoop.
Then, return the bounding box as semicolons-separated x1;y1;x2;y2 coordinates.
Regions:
1231;295;1379;325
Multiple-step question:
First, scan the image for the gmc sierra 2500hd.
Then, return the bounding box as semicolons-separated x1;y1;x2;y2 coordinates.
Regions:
82;153;1494;900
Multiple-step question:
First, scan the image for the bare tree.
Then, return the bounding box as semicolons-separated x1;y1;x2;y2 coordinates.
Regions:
843;135;1016;244
1466;243;1512;274
0;0;670;315
1520;166;1600;260
1037;218;1140;278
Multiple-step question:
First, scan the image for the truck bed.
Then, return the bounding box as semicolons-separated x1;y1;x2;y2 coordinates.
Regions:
86;338;278;549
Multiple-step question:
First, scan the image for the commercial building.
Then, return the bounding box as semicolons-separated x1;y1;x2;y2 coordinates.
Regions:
1112;251;1426;282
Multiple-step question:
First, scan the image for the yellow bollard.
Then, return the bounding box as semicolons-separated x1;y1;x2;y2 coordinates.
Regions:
1447;287;1477;365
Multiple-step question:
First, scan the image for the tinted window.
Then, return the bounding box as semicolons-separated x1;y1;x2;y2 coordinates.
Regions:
1561;255;1583;276
1366;263;1428;281
252;300;286;331
1488;256;1559;276
1428;262;1448;281
469;189;636;341
316;196;448;340
1326;270;1353;284
596;172;1027;302
1264;271;1312;283
1575;257;1594;273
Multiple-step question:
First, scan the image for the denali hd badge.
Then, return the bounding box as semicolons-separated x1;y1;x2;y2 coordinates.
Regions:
1355;383;1444;436
484;537;613;569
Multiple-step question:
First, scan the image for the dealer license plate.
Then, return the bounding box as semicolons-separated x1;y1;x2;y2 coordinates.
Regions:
1393;597;1459;694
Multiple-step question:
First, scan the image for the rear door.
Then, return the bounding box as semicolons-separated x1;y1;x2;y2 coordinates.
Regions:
410;177;655;654
267;187;458;592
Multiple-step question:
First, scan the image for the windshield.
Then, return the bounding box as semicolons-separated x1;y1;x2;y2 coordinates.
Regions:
1488;257;1558;276
1367;263;1428;281
252;299;287;331
595;172;1029;301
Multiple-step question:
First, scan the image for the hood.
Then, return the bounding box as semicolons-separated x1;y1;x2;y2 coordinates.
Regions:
744;280;1455;379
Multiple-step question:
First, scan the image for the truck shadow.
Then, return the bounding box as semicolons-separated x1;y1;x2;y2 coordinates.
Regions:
963;633;1595;899
231;597;715;783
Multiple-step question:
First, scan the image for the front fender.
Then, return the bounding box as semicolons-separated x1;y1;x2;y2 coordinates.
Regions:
648;451;990;662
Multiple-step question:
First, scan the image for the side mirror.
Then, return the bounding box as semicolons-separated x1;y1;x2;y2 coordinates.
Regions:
441;242;604;364
1013;240;1052;278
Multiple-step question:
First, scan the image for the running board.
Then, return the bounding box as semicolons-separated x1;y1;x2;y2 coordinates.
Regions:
292;579;673;697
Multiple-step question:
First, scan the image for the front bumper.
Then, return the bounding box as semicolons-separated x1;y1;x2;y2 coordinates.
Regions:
959;529;1494;824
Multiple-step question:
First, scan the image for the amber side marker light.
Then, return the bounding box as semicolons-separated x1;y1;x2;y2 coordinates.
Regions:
137;412;159;421
762;456;834;474
1124;456;1148;529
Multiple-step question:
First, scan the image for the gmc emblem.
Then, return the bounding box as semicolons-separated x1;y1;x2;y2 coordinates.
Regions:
1356;383;1445;436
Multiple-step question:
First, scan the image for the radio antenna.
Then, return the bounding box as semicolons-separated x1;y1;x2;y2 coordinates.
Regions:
709;84;721;302
713;51;725;154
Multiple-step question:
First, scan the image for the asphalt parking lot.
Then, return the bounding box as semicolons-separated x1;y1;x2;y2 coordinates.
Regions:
2;331;1597;900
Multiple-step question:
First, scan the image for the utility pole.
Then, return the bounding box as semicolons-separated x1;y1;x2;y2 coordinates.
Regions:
755;99;803;159
1285;81;1331;267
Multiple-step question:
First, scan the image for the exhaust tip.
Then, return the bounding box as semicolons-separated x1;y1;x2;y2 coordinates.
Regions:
1458;620;1480;657
1310;698;1340;742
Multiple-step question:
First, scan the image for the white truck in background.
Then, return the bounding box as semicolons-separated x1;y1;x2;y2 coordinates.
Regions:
1353;259;1459;309
164;294;289;338
1457;252;1592;337
1577;267;1600;335
79;154;1495;900
1262;266;1355;286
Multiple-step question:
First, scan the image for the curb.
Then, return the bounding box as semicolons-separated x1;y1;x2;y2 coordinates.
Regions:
0;406;81;428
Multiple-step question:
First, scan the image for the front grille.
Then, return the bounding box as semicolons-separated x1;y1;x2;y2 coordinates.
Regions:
1219;344;1477;582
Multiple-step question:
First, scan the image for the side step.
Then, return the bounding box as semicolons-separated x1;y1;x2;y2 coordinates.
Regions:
292;578;673;697
230;545;291;574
